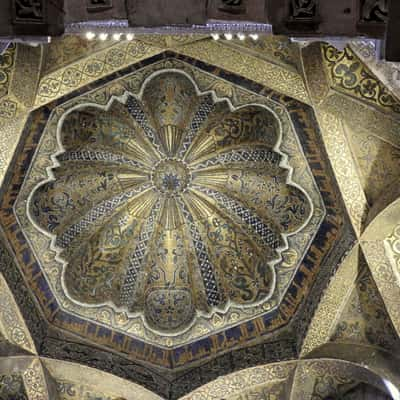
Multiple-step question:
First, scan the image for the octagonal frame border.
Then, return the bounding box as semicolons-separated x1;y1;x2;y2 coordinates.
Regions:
0;50;350;370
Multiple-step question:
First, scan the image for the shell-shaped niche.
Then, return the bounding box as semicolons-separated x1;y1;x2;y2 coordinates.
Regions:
29;71;312;333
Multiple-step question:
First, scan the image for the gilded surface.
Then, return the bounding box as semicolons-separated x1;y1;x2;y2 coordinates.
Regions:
359;193;400;340
176;39;310;104
138;34;207;49
17;58;324;343
0;43;18;135
300;245;359;356
360;240;400;336
1;34;400;399
300;42;330;104
346;123;400;205
386;224;400;282
221;35;300;72
180;362;294;399
318;92;400;214
291;362;355;399
289;360;389;400
299;40;400;365
0;374;28;400
42;36;114;76
29;70;311;333
43;358;163;400
301;44;369;235
331;256;400;352
322;44;400;114
227;382;285;400
22;360;48;400
322;92;400;159
351;40;400;101
0;44;42;186
1;260;395;400
35;40;163;107
0;44;16;100
182;359;392;400
315;108;368;233
0;274;36;355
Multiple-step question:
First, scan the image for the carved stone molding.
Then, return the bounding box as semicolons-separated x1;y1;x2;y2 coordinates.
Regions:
358;0;388;38
13;0;46;23
291;0;317;19
207;0;266;22
285;0;320;33
361;0;388;23
219;0;245;13
11;0;64;36
86;0;113;12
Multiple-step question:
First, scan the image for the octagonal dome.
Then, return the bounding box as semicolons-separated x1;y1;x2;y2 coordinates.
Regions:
29;71;312;333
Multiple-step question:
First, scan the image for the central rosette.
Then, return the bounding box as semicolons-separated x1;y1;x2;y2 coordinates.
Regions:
152;159;191;195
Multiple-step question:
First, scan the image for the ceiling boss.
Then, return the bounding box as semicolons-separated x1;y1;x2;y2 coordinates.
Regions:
30;71;312;334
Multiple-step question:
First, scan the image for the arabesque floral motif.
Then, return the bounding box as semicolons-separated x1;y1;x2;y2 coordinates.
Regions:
323;44;400;113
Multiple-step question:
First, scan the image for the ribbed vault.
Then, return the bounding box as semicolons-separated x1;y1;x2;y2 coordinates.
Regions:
0;34;399;400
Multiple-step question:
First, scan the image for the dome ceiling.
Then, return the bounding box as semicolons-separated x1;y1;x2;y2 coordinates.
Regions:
0;51;350;371
3;35;400;400
30;71;312;334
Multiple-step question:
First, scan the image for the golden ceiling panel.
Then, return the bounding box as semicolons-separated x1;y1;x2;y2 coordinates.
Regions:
180;362;294;400
351;40;400;102
313;107;368;234
301;44;370;235
0;274;36;355
0;44;42;187
42;36;114;76
0;43;16;100
300;245;360;357
322;44;400;115
138;34;207;49
22;358;49;400
360;190;400;338
176;39;310;105
220;35;300;73
43;358;163;400
330;257;400;353
346;124;400;206
34;40;163;107
386;224;400;280
0;374;29;399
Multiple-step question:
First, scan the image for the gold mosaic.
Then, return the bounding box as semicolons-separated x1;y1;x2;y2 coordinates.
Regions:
29;71;312;333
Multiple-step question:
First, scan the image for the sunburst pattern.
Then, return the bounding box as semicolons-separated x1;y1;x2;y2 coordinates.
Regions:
30;71;311;333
